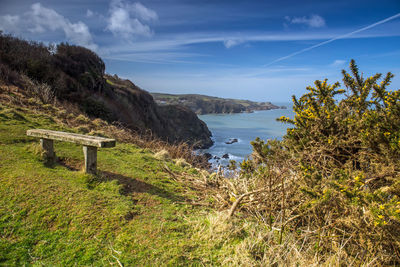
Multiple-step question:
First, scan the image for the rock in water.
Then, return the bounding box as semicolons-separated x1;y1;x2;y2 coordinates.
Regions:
225;138;238;144
204;153;212;160
222;153;229;159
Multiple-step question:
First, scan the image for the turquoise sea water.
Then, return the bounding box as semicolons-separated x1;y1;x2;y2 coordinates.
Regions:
198;103;294;167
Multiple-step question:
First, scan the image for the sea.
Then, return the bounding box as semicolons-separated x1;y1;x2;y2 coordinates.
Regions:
198;102;294;167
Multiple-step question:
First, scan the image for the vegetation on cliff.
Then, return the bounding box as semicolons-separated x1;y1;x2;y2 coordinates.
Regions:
152;93;283;115
0;33;212;148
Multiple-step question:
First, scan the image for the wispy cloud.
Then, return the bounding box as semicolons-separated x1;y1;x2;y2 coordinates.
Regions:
106;0;158;39
285;14;326;28
330;59;346;67
264;12;400;66
131;2;158;22
132;66;335;101
0;3;97;50
86;9;94;18
223;38;245;48
100;28;400;57
103;51;214;65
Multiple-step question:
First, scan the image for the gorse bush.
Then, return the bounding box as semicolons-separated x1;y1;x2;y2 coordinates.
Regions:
279;59;399;168
235;60;400;265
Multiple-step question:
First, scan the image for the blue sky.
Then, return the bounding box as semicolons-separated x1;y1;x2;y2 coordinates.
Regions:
0;0;399;102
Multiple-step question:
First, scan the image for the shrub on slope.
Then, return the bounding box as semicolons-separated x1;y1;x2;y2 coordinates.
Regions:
227;60;400;265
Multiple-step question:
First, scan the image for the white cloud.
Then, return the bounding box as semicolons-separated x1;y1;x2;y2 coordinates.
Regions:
28;3;97;50
223;39;245;48
106;0;158;39
330;59;346;67
0;3;97;50
85;9;105;21
131;2;158;22
0;15;21;33
86;9;94;18
285;14;326;28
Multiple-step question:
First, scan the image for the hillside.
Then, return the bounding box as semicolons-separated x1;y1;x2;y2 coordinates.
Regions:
0;34;212;148
0;101;211;265
1;60;400;265
152;93;284;115
0;85;277;266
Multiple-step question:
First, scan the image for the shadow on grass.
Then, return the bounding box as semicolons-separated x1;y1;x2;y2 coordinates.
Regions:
56;158;185;202
98;170;185;203
57;157;81;171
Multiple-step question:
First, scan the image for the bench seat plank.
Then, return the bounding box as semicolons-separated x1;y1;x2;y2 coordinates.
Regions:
27;129;116;148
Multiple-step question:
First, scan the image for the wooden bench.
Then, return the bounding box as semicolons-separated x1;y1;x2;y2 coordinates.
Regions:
27;129;116;174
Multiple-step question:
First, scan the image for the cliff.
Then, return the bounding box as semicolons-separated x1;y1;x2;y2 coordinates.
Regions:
104;75;213;148
0;34;212;148
151;93;284;115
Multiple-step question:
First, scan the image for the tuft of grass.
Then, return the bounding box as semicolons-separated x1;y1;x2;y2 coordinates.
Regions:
174;158;191;168
75;125;90;134
154;149;171;161
74;114;91;124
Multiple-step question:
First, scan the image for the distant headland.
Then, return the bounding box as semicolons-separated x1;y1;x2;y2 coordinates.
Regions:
151;93;286;115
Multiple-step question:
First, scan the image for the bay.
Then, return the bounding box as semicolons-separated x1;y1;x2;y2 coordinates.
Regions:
198;102;294;166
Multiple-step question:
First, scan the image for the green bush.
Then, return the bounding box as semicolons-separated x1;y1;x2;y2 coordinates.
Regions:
82;98;113;122
240;60;400;265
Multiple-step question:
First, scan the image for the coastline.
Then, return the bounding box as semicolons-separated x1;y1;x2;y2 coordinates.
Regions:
198;104;294;168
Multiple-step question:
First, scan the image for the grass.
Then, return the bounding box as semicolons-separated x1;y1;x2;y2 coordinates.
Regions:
1;102;296;266
1;83;388;265
0;103;220;265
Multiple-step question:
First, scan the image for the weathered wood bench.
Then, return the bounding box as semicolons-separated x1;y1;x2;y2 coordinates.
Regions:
27;129;116;174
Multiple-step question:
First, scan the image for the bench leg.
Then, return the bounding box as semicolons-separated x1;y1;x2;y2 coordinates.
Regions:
40;138;55;162
83;146;97;174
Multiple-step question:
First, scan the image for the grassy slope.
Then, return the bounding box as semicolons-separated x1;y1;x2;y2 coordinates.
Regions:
0;104;227;266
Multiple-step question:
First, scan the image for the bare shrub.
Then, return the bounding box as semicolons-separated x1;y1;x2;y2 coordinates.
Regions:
0;63;21;85
15;74;55;104
33;82;55;104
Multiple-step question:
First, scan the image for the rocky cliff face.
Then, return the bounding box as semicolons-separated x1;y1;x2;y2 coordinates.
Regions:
157;105;213;148
103;75;213;148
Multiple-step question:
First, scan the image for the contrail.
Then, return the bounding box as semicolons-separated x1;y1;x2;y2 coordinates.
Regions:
263;12;400;67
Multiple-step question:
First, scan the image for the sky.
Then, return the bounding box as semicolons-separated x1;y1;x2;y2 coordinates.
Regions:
0;0;399;102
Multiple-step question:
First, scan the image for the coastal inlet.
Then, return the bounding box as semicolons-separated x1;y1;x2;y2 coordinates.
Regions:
198;104;294;168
